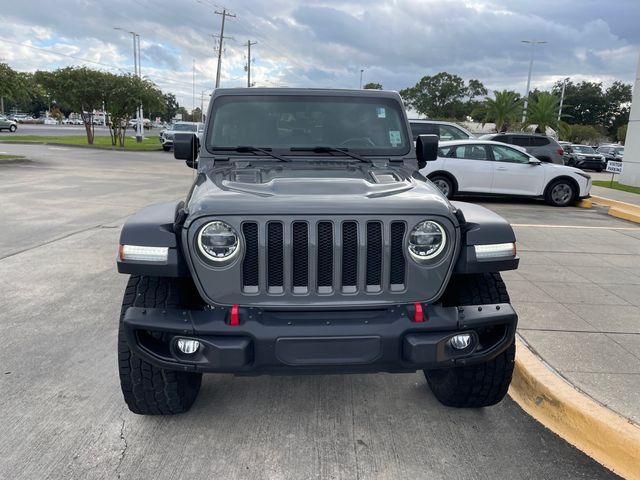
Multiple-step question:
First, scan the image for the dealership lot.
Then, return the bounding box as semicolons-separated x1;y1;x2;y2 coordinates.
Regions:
0;144;627;479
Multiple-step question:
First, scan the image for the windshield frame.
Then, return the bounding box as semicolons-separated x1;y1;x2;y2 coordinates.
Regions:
205;94;411;158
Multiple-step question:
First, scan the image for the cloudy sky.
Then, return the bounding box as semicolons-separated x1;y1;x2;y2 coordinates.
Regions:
1;0;638;112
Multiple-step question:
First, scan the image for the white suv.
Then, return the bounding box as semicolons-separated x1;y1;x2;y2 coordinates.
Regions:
420;139;591;207
409;120;474;141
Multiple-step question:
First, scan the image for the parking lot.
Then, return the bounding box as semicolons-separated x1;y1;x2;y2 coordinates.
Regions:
0;144;630;479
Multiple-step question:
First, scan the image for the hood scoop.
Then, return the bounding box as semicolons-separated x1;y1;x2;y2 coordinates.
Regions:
371;171;400;184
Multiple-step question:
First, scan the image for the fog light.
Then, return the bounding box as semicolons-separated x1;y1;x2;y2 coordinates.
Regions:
176;338;200;354
449;333;472;350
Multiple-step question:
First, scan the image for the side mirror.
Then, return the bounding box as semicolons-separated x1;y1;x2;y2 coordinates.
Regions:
529;158;542;165
416;134;439;169
174;133;199;169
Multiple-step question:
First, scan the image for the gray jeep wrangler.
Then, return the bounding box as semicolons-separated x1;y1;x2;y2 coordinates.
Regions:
116;88;519;415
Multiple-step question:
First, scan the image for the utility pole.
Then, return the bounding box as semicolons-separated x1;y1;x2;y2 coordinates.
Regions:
359;69;364;89
114;28;143;141
246;40;257;87
214;9;236;88
0;58;4;114
192;59;196;117
521;40;547;124
557;77;570;125
136;34;143;142
200;90;208;122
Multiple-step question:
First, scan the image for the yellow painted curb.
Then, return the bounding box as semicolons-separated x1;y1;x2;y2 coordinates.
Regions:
577;199;593;209
509;337;640;480
587;195;640;224
609;206;640;224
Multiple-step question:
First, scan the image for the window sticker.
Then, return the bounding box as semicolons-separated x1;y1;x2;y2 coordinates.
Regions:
376;107;386;118
389;130;401;146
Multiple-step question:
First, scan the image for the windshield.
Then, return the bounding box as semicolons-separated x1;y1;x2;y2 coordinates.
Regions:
572;145;595;154
207;95;410;156
173;123;198;132
616;147;624;155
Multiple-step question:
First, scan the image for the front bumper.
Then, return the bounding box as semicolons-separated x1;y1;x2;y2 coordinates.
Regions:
574;159;605;170
123;302;517;375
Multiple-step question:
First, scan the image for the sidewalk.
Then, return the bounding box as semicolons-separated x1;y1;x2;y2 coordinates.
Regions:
505;210;640;425
591;184;640;205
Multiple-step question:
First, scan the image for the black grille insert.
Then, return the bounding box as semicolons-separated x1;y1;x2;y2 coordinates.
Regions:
292;222;309;290
267;222;284;290
366;222;383;288
317;222;333;290
342;221;358;290
242;222;259;291
389;222;406;287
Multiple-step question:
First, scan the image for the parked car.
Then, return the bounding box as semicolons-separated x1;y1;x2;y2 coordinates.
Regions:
160;121;204;151
420;139;591;206
115;88;521;415
479;133;565;164
0;115;18;132
563;144;606;172
596;144;624;163
409;119;474;141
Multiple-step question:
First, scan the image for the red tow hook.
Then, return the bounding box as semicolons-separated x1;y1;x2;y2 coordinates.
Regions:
230;304;240;326
413;303;425;322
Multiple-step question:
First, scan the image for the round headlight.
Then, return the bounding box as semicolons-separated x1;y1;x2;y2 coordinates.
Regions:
197;221;239;262
409;221;446;261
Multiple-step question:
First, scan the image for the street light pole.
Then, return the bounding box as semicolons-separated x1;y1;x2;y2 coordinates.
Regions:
557;76;570;124
114;27;143;141
136;34;144;142
521;40;547;124
359;69;364;89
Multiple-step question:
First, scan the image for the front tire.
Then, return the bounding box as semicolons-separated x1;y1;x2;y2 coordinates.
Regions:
118;275;203;415
9;125;17;132
162;145;171;151
545;179;576;207
429;175;454;199
424;273;516;408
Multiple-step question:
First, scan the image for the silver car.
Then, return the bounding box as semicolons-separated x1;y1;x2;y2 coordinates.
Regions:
0;115;18;132
160;122;204;151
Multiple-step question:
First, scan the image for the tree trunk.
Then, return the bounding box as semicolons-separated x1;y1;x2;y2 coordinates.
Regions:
81;109;94;145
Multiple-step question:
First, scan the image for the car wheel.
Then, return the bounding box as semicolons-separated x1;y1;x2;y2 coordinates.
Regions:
118;275;203;415
162;145;171;151
9;125;17;132
595;168;603;173
430;175;454;199
424;273;515;408
545;179;575;207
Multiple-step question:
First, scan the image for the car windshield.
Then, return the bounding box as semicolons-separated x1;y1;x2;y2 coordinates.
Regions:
616;147;624;155
207;95;410;156
572;145;595;154
174;123;197;132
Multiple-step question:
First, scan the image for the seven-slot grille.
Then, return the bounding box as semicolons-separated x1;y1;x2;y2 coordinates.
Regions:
241;219;407;295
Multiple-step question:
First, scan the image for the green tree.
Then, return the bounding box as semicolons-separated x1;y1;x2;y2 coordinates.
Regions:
0;63;32;113
525;92;568;135
617;124;628;143
35;67;108;144
567;124;607;144
473;90;522;132
400;73;486;119
104;73;164;147
148;92;179;122
363;82;383;90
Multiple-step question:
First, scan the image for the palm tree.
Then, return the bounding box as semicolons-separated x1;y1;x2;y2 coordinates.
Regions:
474;90;522;132
525;92;560;134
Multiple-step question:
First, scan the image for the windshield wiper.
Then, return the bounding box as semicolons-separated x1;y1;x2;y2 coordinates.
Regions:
290;146;371;163
211;146;289;162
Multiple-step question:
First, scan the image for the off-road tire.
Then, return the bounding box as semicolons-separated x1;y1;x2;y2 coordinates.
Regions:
424;273;516;408
118;275;203;415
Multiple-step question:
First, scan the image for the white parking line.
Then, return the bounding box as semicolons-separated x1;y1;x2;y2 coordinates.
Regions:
512;223;640;231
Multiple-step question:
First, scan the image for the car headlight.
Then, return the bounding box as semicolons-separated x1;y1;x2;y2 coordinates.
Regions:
197;221;240;262
408;221;446;261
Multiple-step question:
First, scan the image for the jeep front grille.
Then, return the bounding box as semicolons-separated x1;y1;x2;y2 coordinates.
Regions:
240;218;407;296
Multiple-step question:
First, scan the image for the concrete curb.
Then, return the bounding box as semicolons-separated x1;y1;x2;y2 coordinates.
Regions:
578;195;640;223
509;336;640;480
0;140;162;153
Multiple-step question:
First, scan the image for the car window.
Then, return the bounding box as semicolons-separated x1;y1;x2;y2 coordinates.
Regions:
451;144;489;161
439;125;469;141
530;137;550;147
572;145;595;154
410;122;439;140
492;145;530;164
492;135;508;143
615;148;624;155
511;136;531;147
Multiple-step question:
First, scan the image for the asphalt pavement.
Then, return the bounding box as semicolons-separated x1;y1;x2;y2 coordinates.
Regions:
0;144;622;479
